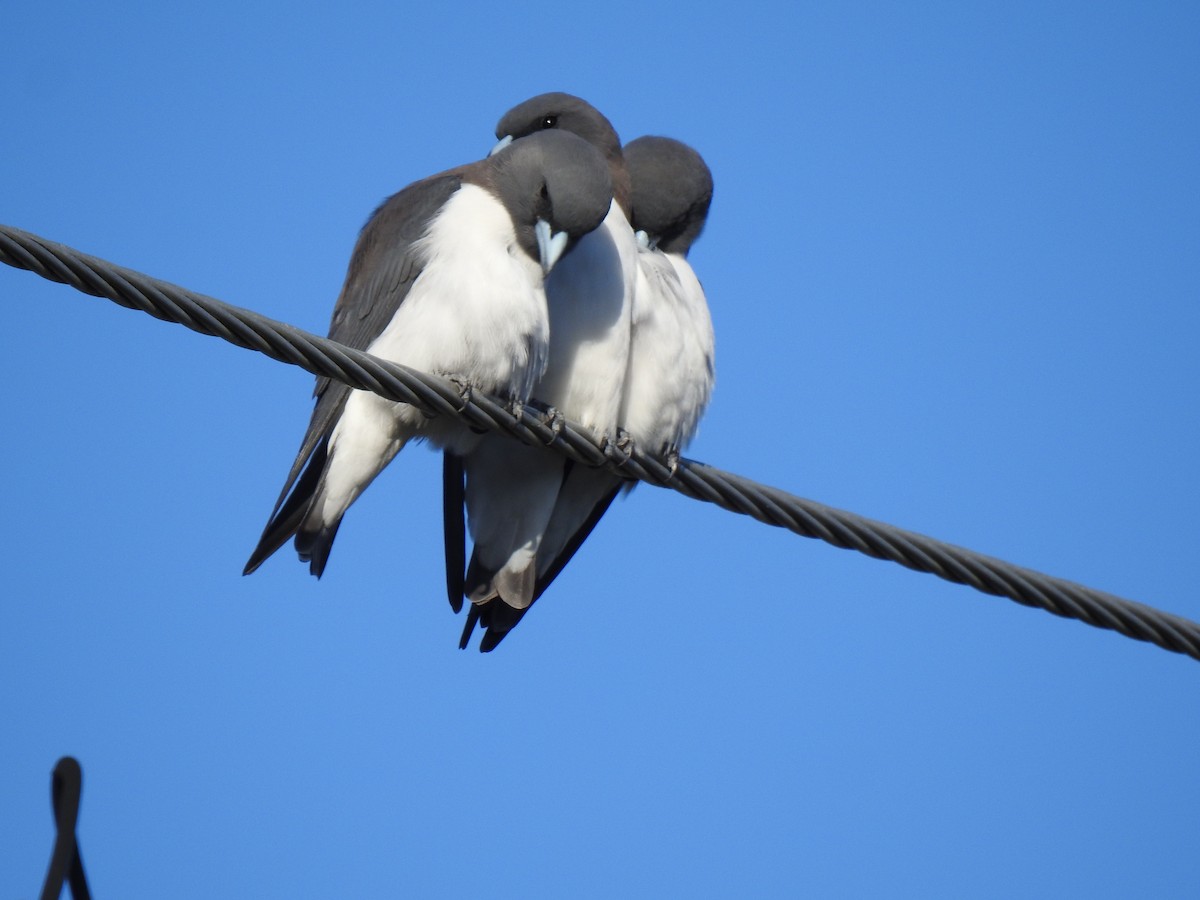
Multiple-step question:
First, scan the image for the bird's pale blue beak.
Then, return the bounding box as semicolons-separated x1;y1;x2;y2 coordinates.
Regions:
534;219;569;275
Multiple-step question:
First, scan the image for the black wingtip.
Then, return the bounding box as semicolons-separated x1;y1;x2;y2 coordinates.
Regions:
477;600;527;652
243;514;301;577
458;605;481;650
479;627;508;653
245;437;331;576
296;517;341;580
532;484;621;602
442;452;466;613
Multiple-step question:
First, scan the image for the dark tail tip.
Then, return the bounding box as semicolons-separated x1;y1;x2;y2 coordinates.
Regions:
479;628;508;653
296;519;341;579
458;605;481;650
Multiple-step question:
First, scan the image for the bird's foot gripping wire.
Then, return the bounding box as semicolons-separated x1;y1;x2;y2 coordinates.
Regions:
528;400;565;445
663;446;681;479
504;394;528;425
448;376;474;411
448;377;486;432
603;428;635;467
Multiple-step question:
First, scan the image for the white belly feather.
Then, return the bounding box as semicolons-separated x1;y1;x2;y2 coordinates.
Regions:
318;184;550;528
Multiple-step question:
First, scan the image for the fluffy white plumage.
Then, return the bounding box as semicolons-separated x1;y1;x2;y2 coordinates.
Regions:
531;233;715;586
619;240;714;455
537;202;639;433
303;184;551;542
664;251;716;447
246;127;615;582
463;200;638;605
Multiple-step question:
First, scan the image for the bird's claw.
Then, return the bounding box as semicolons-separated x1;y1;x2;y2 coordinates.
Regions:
604;428;635;466
505;395;527;424
449;377;473;412
447;377;484;430
663;446;681;478
529;401;565;444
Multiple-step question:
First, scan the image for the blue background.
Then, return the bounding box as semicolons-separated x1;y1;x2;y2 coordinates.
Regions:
3;3;1197;896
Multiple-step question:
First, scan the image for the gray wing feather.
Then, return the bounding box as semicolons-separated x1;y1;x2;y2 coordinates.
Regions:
246;175;463;574
270;174;463;514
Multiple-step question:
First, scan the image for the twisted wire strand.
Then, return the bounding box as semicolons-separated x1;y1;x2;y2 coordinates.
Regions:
2;223;1197;662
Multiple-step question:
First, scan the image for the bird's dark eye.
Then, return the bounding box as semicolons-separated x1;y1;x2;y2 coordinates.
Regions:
540;115;557;129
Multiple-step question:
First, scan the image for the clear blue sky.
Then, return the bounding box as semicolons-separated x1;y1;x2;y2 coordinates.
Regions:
3;3;1198;897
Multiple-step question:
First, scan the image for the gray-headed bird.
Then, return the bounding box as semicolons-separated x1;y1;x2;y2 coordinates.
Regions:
452;125;716;651
244;130;613;578
451;93;640;647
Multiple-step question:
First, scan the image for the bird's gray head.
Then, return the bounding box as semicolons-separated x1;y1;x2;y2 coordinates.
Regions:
493;92;631;217
495;92;622;161
623;136;713;257
489;129;613;274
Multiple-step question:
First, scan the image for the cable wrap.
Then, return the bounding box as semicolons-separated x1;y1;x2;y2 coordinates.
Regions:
2;222;1197;662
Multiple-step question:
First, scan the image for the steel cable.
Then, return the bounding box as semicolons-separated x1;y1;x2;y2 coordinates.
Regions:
2;223;1197;661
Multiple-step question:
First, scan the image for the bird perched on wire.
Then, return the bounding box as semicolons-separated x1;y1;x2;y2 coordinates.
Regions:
450;126;716;651
243;129;613;578
447;93;640;649
618;135;716;461
530;135;716;620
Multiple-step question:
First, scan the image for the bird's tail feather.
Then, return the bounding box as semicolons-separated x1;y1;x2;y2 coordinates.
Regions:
295;516;342;579
532;484;621;602
455;484;623;651
479;603;527;652
458;597;528;652
243;438;332;576
442;452;466;613
460;553;535;651
458;605;481;650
